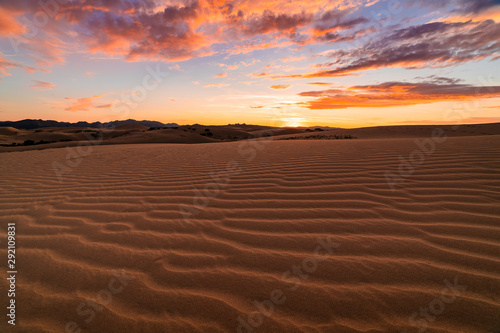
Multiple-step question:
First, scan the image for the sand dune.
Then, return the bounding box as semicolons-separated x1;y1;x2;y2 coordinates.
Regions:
2;122;500;153
0;127;22;136
113;124;150;131
275;123;500;140
0;135;499;332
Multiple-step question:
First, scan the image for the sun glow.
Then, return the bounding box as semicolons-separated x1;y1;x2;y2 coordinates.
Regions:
282;117;305;127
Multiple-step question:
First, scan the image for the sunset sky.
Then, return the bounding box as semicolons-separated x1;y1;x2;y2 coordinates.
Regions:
1;0;500;127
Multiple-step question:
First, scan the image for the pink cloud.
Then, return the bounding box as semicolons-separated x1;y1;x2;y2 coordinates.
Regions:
0;55;48;79
30;79;55;91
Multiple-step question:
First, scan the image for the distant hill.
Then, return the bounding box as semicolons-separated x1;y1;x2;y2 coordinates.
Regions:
0;119;179;130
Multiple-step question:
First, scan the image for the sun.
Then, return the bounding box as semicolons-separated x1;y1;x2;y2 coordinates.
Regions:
283;117;304;127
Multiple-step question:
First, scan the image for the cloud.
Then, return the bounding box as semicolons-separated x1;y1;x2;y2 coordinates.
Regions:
250;72;272;78
414;75;463;84
65;97;94;111
0;55;48;79
1;0;498;69
288;19;500;78
64;94;111;111
0;0;371;64
169;64;183;71
204;83;230;88
298;80;500;109
0;7;23;35
215;72;228;78
313;9;368;33
307;82;332;85
95;104;112;109
239;10;313;36
240;60;261;67
415;0;500;15
282;56;307;62
30;80;55;91
270;84;291;90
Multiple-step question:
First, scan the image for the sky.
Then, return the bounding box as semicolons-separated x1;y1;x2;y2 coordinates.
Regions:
0;0;500;128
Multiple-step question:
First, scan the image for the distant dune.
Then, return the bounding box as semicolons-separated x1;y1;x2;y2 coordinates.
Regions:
0;118;179;130
0;127;21;136
0;135;499;332
275;123;500;140
1;122;500;153
113;124;150;131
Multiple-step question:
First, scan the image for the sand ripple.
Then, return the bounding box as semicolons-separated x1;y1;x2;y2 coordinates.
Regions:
0;136;499;332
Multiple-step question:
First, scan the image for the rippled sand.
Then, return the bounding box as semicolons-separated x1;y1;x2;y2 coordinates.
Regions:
0;135;499;332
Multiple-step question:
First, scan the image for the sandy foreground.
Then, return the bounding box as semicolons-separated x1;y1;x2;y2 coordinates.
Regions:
0;135;499;333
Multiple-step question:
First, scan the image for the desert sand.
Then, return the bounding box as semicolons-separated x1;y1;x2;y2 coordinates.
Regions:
0;133;499;332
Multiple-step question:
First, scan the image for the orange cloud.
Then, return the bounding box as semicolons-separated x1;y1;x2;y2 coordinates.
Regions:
298;80;500;109
65;97;93;112
63;94;111;112
0;8;23;35
270;85;291;90
215;72;228;78
250;72;272;78
307;82;332;86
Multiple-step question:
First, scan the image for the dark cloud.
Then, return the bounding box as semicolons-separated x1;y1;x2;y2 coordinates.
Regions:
240;10;313;36
304;19;500;77
414;76;463;84
0;0;498;64
314;9;368;32
412;0;500;14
